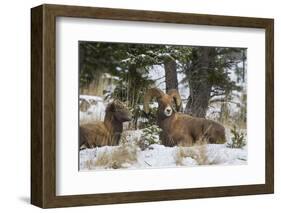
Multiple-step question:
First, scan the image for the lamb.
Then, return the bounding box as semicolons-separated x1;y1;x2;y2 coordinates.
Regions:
79;100;132;149
144;88;226;147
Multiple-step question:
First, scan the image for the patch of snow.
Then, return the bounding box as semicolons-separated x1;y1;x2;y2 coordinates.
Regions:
148;65;166;91
80;95;103;102
203;144;247;165
80;95;107;123
123;130;143;142
157;53;171;57
121;58;132;63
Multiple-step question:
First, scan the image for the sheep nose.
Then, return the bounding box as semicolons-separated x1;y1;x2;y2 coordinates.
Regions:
166;109;171;113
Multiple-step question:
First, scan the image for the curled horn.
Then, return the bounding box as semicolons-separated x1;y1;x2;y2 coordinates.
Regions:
144;88;165;114
167;89;182;111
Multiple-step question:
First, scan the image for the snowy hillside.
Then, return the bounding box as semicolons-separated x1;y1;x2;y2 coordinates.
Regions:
79;94;247;171
80;138;247;171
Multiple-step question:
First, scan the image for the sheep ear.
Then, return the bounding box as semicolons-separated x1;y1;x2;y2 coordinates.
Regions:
107;102;116;112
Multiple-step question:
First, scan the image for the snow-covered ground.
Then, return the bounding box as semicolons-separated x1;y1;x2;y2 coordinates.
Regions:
80;140;247;171
79;127;247;171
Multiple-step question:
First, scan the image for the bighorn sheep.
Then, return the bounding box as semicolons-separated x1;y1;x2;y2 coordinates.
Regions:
144;88;226;147
79;100;132;149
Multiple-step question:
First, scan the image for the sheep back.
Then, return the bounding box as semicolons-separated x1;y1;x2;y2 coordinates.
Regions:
160;113;225;146
79;122;113;148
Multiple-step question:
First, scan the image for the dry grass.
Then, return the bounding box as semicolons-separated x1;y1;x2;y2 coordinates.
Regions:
189;145;209;165
174;147;187;166
174;139;212;166
85;143;139;170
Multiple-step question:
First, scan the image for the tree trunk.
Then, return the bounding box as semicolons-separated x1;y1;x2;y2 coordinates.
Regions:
242;49;246;82
184;47;214;118
164;58;178;92
127;64;137;107
185;84;211;118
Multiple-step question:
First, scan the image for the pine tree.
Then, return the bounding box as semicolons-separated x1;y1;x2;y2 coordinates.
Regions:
181;47;245;118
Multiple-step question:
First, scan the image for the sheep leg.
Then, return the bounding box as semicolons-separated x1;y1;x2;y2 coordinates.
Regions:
160;132;174;147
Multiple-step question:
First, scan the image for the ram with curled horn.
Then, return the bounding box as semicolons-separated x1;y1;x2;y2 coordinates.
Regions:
144;87;226;147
